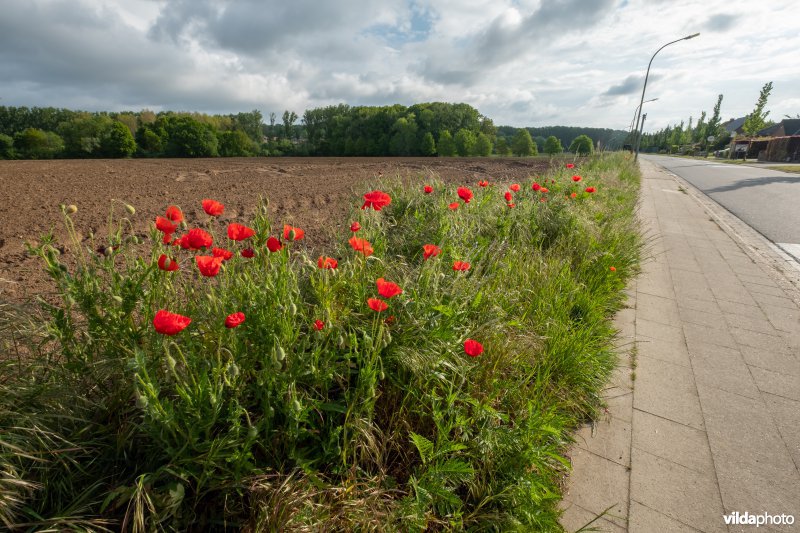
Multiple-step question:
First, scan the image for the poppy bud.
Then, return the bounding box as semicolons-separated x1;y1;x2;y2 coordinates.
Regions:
275;346;286;361
129;235;140;245
288;229;296;241
65;204;78;214
124;203;136;215
104;246;114;256
337;334;345;348
112;295;123;304
292;399;302;412
166;354;176;371
247;426;258;439
380;371;385;380
289;303;297;316
228;362;240;378
135;391;148;409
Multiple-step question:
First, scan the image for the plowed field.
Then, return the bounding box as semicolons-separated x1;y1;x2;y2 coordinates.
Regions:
0;157;554;301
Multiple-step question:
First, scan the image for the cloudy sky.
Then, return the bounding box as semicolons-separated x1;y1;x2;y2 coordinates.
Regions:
1;0;798;132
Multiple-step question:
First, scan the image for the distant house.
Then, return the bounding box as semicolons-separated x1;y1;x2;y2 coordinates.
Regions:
721;117;747;135
756;119;800;137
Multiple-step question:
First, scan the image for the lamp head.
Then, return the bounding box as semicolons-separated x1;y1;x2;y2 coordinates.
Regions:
684;33;700;40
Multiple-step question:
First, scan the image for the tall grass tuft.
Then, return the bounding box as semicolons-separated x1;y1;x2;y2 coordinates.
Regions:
1;153;641;530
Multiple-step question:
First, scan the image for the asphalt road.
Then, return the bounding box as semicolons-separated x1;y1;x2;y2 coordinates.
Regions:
642;155;800;260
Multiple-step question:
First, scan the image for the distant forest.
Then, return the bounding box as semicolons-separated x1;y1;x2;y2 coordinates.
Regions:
0;104;627;159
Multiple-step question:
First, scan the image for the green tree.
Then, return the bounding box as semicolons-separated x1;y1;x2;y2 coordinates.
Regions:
511;129;535;156
218;130;256;157
454;128;476;156
474;132;492;156
543;135;563;155
568;134;594;155
706;94;724;141
495;137;511;156
135;125;165;156
282;110;298;139
742;81;773;136
13;128;64;159
0;133;14;159
100;121;136;157
420;131;436;156
58;114;114;157
164;116;219;157
437;130;456;156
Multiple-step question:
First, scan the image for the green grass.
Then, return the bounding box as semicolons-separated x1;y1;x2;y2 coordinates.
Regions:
1;153;641;531
766;165;800;174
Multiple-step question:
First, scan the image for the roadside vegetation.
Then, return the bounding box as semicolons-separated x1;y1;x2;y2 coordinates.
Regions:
0;153;641;530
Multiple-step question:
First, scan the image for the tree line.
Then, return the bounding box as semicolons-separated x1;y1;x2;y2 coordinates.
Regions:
634;82;778;154
0;103;611;159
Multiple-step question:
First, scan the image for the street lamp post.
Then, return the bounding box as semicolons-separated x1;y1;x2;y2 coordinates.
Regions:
630;97;659;133
633;33;700;161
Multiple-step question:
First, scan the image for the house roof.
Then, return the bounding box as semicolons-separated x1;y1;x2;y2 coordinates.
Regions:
722;117;746;133
784;119;800;135
757;119;800;137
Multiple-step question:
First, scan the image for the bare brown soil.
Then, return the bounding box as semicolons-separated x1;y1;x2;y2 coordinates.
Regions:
0;157;554;302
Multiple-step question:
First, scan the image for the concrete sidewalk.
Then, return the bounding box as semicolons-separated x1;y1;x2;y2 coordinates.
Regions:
559;159;800;532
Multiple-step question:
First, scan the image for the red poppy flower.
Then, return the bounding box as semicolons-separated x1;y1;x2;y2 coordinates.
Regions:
570;192;577;199
283;224;305;241
225;311;246;329
566;163;575;169
457;187;474;203
362;190;392;211
350;221;361;232
424;185;433;194
157;254;179;271
266;236;282;252
464;338;484;357
241;248;255;258
349;236;374;257
585;186;596;193
448;202;459;210
313;319;324;331
153;310;191;335
155;216;177;234
422;244;441;260
572;175;582;182
532;182;542;192
227;223;255;241
376;278;402;299
478;180;489;187
507;203;516;208
367;298;388;312
187;228;213;250
453;261;471;271
162;233;173;244
504;191;513;202
165;205;183;222
202;199;224;216
610;266;617;272
541;187;549;194
175;234;190;249
509;183;520;192
540;197;548;202
212;247;234;261
196;255;223;276
317;256;338;269
385;314;396;325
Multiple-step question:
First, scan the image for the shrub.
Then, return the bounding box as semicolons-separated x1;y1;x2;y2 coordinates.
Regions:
544;135;563;155
454;129;476;156
437;130;456;157
569;134;594;155
512;129;536;156
12;128;64;159
474;132;493;156
0;133;14;159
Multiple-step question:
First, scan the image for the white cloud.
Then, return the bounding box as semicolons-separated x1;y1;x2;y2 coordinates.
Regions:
0;0;797;130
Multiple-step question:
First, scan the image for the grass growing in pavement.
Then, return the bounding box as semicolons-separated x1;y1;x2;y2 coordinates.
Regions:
0;153;641;531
